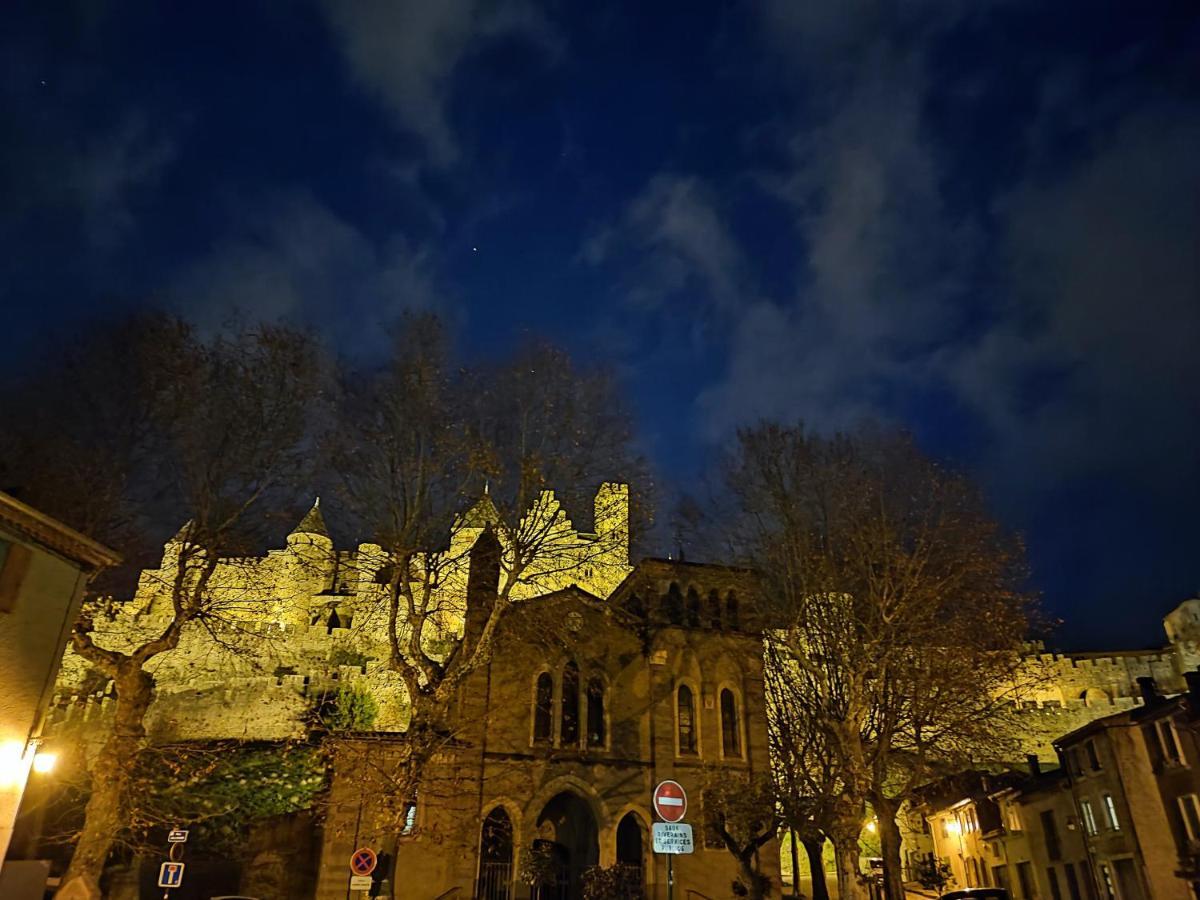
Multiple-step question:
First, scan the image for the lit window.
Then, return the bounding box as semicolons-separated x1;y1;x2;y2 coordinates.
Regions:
1098;863;1116;900
402;794;417;834
1179;794;1200;841
1101;794;1120;831
1005;803;1023;832
1080;799;1098;836
677;685;697;755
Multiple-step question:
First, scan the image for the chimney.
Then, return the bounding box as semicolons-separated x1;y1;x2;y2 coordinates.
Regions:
1185;670;1200;704
463;527;500;654
1136;676;1160;706
1026;754;1041;777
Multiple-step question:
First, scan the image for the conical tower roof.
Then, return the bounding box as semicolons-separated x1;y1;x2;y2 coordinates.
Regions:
459;488;499;528
292;498;329;538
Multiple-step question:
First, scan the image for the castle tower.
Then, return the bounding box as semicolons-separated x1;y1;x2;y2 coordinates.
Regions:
594;482;630;566
278;498;335;628
463;527;500;655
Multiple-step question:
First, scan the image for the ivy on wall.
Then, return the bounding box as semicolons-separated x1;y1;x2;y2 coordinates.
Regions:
128;741;328;852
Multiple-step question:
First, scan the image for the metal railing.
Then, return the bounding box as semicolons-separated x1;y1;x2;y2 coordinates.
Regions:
477;861;512;900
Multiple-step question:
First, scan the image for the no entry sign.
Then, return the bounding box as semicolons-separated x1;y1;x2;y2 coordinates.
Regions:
350;847;377;876
653;780;687;823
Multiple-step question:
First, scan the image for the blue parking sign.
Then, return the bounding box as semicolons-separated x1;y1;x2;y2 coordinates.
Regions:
157;862;185;888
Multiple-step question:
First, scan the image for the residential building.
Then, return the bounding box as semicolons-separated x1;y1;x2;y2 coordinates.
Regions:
0;493;118;870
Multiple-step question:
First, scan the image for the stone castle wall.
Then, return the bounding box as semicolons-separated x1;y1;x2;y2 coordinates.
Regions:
49;485;633;746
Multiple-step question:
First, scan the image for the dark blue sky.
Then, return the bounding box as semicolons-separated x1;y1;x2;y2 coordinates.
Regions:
3;1;1198;650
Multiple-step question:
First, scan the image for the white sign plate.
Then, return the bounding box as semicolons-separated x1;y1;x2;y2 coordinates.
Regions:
167;829;189;843
350;874;373;889
652;821;694;854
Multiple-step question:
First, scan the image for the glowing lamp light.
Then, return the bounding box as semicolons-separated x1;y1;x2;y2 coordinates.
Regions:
944;819;962;836
866;820;877;834
32;751;58;774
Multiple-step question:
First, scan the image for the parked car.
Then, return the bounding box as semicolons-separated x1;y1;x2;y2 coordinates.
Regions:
942;890;1010;900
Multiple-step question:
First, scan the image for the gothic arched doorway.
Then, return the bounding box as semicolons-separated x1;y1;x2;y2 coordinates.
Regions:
531;791;599;900
616;812;646;892
478;806;514;900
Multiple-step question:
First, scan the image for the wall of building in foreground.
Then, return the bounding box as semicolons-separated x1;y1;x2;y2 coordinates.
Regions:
0;492;117;876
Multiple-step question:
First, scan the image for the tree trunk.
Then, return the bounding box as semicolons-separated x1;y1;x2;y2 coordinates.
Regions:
831;834;865;900
57;667;154;900
802;834;830;900
738;852;767;900
874;795;906;900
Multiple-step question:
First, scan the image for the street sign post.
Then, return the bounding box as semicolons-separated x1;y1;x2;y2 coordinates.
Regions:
652;780;687;823
652;822;694;854
653;780;690;900
349;874;373;890
157;862;185;889
167;829;188;844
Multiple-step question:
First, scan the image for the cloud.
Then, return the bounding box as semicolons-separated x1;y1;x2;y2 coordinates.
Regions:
318;0;562;166
66;114;177;248
170;191;441;354
693;48;976;436
583;174;744;312
599;4;1199;513
951;105;1200;489
0;111;175;251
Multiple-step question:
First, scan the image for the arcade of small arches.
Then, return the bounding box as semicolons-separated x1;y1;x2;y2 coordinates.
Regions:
476;782;651;900
626;582;742;631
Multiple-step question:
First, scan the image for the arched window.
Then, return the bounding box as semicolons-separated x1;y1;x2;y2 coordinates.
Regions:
561;661;580;746
677;684;697;755
725;591;740;630
587;676;605;747
664;583;684;625
533;673;553;743
479;807;513;899
616;812;645;884
720;688;741;757
707;589;722;629
685;588;702;627
326;609;341;633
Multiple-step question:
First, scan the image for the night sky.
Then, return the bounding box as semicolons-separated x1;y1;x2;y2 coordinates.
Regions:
3;2;1197;651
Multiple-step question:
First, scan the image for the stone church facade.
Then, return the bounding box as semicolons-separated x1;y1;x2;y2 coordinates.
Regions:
315;555;778;899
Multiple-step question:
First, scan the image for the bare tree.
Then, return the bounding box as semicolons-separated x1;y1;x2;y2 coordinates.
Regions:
765;636;856;900
712;423;1034;900
325;316;649;831
2;318;325;899
701;768;780;900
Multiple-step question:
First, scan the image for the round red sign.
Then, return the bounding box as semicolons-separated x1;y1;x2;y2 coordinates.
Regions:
653;779;688;823
350;847;377;876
